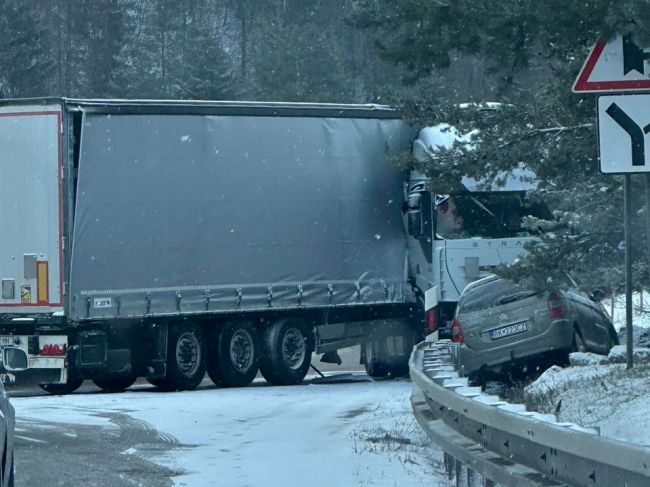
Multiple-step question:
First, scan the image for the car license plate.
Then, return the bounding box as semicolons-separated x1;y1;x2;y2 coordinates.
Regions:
488;322;528;340
0;336;14;347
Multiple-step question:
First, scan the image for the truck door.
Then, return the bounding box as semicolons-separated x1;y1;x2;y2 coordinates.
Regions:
0;105;64;314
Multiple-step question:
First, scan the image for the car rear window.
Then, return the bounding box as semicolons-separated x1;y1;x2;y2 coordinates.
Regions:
458;279;524;314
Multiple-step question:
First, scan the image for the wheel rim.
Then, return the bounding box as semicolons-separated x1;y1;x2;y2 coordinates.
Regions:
176;332;201;376
229;329;254;371
281;327;306;370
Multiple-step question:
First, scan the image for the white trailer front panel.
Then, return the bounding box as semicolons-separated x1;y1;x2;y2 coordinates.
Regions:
0;105;64;313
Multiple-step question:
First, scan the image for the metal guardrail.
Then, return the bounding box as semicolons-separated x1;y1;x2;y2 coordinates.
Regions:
409;339;650;487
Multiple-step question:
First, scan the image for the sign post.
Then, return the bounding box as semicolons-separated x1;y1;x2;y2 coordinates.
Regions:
624;174;633;370
595;93;650;369
576;33;650;369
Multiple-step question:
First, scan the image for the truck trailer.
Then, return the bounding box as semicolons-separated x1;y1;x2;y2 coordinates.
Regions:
0;98;542;393
0;98;423;393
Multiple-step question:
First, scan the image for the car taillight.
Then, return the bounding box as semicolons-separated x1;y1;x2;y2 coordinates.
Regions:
451;319;464;343
548;292;566;319
426;308;437;332
40;344;66;356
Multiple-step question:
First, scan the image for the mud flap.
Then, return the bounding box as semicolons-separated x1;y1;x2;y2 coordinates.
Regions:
146;322;168;379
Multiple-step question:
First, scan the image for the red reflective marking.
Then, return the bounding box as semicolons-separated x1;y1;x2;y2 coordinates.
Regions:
573;38;650;92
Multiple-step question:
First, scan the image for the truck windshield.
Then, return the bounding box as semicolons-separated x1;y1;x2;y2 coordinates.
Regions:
435;191;551;239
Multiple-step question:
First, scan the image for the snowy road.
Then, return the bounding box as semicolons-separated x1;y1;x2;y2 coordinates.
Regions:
11;377;445;487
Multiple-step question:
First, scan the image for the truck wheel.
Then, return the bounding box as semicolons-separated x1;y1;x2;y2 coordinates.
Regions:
157;321;207;391
388;362;410;377
93;374;137;393
208;321;259;387
259;318;313;386
39;373;83;395
363;339;390;378
388;330;416;377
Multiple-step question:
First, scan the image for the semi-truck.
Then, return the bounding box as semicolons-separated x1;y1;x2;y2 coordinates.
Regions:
0;98;541;393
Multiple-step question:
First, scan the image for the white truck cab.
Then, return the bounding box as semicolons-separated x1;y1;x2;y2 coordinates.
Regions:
406;124;546;336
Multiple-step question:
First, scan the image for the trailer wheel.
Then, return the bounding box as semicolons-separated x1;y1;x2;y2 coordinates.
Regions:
155;321;207;391
259;318;313;386
363;339;390;378
39;373;83;395
93;373;137;393
208;321;259;387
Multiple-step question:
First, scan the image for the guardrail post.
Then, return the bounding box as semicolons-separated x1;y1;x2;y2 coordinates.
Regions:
467;468;481;487
444;452;455;480
455;459;463;487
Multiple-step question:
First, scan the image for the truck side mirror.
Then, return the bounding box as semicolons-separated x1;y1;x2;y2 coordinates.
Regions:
408;210;423;237
3;347;28;372
406;192;422;209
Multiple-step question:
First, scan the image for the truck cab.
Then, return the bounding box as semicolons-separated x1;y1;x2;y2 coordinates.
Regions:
405;124;549;336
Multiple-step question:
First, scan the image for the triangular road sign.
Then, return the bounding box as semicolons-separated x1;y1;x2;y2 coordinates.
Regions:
573;34;650;92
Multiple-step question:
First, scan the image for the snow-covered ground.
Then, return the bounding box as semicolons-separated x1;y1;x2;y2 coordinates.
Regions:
524;349;650;447
12;378;445;487
607;292;650;329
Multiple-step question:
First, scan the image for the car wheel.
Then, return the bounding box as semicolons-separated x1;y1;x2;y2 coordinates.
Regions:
39;371;83;395
572;329;587;353
155;322;207;391
93;373;137;393
208;321;259;387
259;318;313;386
607;325;619;349
363;339;390;378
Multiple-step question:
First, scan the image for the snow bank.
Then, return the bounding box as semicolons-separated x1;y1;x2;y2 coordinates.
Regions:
524;363;650;446
607;345;650;364
568;347;650;366
568;352;610;366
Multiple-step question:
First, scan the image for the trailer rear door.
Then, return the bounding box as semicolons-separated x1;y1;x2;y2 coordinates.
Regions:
0;105;64;314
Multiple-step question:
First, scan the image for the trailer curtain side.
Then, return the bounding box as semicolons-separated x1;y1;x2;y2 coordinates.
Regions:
69;113;414;320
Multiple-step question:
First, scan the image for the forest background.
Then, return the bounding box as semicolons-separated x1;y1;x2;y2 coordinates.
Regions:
3;0;650;294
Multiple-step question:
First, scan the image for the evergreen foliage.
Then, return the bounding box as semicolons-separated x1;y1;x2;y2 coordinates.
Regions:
0;0;393;102
0;0;644;295
358;0;650;294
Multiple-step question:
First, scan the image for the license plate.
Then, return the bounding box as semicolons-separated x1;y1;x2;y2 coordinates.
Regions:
488;322;528;340
0;337;14;347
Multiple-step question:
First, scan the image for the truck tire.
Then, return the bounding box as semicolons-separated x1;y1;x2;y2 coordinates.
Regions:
363;339;390;378
39;374;84;395
388;329;416;377
93;373;137;393
155;321;207;391
259;318;313;386
208;321;259;387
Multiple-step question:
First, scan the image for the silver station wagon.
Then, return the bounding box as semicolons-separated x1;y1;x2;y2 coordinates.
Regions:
452;276;618;378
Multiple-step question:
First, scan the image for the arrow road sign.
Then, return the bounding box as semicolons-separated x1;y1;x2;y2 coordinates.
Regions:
598;94;650;173
574;34;650;92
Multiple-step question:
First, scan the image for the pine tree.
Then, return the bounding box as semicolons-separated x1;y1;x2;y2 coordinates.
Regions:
357;0;650;294
0;0;55;97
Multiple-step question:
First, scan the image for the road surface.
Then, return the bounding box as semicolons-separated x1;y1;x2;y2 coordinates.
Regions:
9;347;446;486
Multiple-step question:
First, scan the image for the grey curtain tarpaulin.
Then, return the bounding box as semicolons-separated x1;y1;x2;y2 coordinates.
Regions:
70;112;415;320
